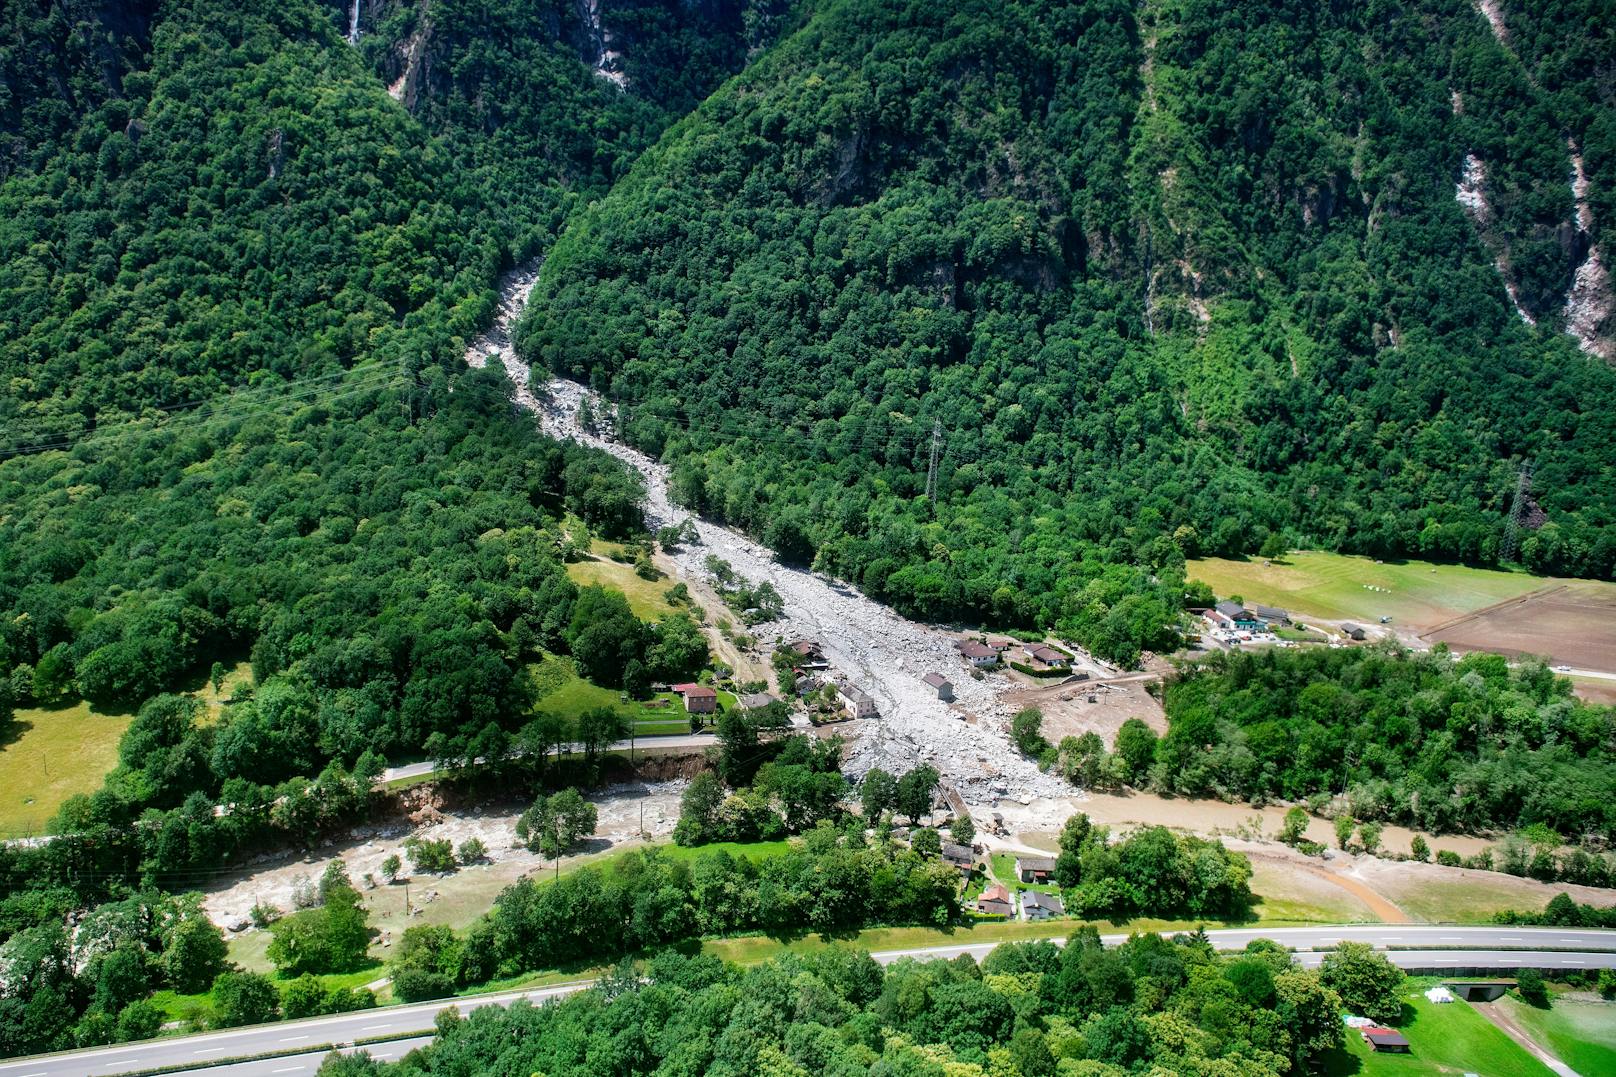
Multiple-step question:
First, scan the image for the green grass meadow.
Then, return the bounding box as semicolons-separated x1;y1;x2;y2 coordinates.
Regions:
0;701;133;837
1501;993;1616;1076
565;557;677;620
1323;982;1554;1076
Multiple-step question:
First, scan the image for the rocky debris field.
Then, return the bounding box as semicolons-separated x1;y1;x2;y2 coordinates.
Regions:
200;781;685;933
466;264;1072;804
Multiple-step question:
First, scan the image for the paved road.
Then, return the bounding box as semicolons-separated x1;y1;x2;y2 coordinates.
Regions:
378;732;713;783
5;925;1614;1077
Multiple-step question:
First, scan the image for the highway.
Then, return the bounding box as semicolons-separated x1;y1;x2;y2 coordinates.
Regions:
4;925;1614;1077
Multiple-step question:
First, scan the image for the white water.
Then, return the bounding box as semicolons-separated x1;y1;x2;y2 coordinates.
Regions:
578;0;628;90
348;0;360;46
464;264;1075;804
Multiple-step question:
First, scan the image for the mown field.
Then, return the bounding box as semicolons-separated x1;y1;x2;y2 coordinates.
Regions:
1324;982;1554;1076
0;701;133;837
565;557;677;620
1187;551;1547;631
1499;993;1616;1076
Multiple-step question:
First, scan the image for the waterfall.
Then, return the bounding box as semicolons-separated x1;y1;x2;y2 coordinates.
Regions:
348;0;360;46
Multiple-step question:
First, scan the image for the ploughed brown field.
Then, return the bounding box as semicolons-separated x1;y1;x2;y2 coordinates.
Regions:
1426;580;1616;672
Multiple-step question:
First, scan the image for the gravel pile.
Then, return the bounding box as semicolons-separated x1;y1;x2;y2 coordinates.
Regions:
467;264;1070;805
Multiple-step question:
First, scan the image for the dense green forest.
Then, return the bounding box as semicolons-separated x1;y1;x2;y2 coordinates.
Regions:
1156;645;1616;839
333;934;1361;1076
520;0;1616;664
3;0;1616;1061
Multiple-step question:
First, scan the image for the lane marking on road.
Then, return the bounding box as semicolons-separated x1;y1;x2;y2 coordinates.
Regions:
102;1061;141;1068
279;1035;309;1042
361;1023;393;1031
193;1047;229;1055
1439;936;1463;941
1563;959;1585;965
272;1068;306;1074
1502;937;1523;941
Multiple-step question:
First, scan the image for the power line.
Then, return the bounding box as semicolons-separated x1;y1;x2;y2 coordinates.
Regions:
1500;457;1533;564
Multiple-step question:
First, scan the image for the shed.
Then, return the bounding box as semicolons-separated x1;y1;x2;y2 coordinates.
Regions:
921;673;954;701
940;843;976;873
1340;623;1367;641
1254;604;1290;625
1360;1028;1410;1053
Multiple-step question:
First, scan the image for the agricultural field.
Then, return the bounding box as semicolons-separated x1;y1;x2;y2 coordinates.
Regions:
1499;993;1616;1076
1186;551;1547;632
1324;983;1555;1076
1427;580;1616;671
1188;551;1616;672
0;701;133;837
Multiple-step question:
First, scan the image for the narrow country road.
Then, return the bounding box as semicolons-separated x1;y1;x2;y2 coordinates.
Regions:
376;732;713;784
5;926;1615;1077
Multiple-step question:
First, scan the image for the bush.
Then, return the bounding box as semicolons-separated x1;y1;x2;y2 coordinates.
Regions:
212;971;281;1028
1516;967;1549;1007
1435;849;1462;866
1409;835;1429;862
457;838;487;865
404;836;456;874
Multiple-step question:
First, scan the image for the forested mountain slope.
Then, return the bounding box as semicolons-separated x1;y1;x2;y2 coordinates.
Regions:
0;0;771;1053
521;0;1616;661
0;0;753;860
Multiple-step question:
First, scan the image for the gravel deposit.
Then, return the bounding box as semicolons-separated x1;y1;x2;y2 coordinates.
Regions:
468;264;1070;804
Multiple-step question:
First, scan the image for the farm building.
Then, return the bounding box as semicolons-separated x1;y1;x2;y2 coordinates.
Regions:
1208;600;1262;630
1340;623;1367;640
975;884;1013;917
784;640;829;668
921;672;954;701
1020;890;1064;921
1254;604;1289;624
1015;855;1056;883
671;683;717;714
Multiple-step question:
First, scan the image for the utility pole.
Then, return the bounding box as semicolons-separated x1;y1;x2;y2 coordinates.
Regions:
1500;458;1533;564
925;418;942;501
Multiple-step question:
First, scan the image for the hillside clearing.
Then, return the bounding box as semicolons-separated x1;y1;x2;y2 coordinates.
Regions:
0;702;133;837
566;557;677;620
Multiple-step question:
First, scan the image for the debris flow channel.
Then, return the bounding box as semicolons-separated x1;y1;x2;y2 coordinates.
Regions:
467;263;1070;804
